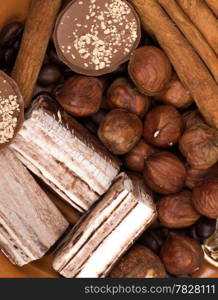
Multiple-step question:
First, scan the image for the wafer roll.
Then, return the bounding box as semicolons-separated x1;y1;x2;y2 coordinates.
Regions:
53;172;157;278
10;95;120;213
0;148;69;266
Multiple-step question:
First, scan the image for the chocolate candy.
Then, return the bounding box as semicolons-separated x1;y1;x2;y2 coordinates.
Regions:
10;95;120;212
53;173;156;278
53;0;141;76
0;71;24;149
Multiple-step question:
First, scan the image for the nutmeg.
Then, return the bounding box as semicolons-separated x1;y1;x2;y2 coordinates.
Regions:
54;75;103;117
144;151;186;195
192;179;218;219
143;105;183;148
157;190;200;228
122;139;156;172
110;244;166;278
128;46;172;95
106;78;150;117
179;123;218;169
160;233;204;275
98;109;143;155
154;74;193;109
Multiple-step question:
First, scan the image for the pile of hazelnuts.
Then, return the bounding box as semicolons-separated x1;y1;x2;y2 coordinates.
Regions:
1;22;217;277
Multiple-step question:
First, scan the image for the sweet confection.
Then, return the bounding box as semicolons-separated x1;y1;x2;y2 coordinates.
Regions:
0;148;68;266
53;0;141;76
0;71;23;149
10;95;120;213
53;173;156;278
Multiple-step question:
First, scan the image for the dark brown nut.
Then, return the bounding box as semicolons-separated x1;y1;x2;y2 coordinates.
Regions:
122;139;156;172
185;166;208;189
154;74;193;109
160;233;204;275
106;77;150;117
55;76;103;117
110;244;166;278
128;46;172;96
143;105;183;148
182;110;205;129
38;63;62;86
157;190;200;229
179;124;218;170
98;109;143;155
192;179;218;219
144;151;186;195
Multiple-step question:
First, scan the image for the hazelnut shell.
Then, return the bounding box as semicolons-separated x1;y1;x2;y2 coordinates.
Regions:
110;244;166;278
160;233;204;275
158;190;200;228
144;151;186;195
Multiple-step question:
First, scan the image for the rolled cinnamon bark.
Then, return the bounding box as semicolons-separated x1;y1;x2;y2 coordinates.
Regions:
10;95;120;213
12;0;62;107
130;0;218;129
177;0;218;57
53;173;156;278
205;0;218;17
0;148;68;266
158;0;218;84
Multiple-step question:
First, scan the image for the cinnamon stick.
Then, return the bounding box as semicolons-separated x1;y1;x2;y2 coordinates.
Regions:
205;0;218;17
177;0;218;57
129;0;218;129
12;0;62;108
158;0;218;84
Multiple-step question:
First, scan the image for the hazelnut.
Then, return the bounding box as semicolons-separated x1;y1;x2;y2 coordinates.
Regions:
144;151;186;195
143;105;183;148
98;109;143;155
106;78;150;117
179;123;218;169
110;244;166;278
54;75;103;117
182;110;205;129
154;74;193;109
160;233;204;275
157;190;200;228
122;139;156;172
128;46;172;95
192;179;218;219
185;166;208;189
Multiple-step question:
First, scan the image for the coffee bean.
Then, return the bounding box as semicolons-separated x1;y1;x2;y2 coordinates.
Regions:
47;42;65;67
196;217;216;239
0;22;23;47
139;229;164;254
0;47;17;68
38;63;62;86
13;39;21;51
189;225;202;243
62;67;75;78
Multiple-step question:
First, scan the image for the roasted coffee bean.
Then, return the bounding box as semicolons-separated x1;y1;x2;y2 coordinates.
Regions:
13;39;21;51
38;63;62;86
139;229;165;254
47;42;66;67
189;225;202;243
0;47;17;68
196;217;216;239
62;67;75;78
0;22;23;47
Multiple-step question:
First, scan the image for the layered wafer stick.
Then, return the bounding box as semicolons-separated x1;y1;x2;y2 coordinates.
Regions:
0;148;68;266
53;173;157;278
10;95;121;213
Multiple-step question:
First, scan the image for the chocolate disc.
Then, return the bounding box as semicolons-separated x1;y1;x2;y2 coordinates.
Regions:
0;71;24;149
53;0;141;76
